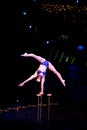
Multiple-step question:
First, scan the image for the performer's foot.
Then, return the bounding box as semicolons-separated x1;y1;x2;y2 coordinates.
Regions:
63;80;66;87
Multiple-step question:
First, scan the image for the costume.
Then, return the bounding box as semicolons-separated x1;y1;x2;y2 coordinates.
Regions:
37;70;46;75
41;60;49;67
37;60;49;76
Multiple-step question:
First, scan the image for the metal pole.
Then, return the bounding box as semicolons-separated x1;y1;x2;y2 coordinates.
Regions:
47;94;52;122
36;94;43;123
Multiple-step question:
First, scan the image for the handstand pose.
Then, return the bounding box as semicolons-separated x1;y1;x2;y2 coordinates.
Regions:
18;53;66;95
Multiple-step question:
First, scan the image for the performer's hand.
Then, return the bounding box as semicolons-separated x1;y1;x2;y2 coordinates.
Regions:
18;82;24;87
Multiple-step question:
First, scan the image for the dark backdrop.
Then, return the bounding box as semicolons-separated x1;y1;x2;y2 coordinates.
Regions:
1;0;87;107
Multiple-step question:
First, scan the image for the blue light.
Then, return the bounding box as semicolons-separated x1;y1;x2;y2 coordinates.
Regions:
77;45;84;51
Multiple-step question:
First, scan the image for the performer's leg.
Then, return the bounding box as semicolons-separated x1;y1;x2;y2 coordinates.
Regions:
18;72;37;87
27;73;37;81
48;62;66;86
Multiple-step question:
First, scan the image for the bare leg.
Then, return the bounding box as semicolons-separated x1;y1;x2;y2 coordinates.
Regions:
21;53;45;63
18;72;37;87
48;62;66;87
31;54;45;62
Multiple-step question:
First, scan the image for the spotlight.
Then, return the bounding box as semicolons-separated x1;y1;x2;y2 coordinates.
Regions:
77;45;84;51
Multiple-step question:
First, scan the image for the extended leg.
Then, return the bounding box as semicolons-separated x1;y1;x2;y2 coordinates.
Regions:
18;72;37;87
48;62;66;87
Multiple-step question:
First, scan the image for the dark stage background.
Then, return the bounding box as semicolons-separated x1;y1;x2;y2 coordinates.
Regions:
1;1;87;130
1;0;87;108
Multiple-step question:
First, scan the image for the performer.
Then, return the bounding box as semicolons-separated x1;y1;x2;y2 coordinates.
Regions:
18;53;66;95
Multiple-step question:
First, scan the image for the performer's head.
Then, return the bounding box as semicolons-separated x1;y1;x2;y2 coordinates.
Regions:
36;73;44;82
36;76;41;82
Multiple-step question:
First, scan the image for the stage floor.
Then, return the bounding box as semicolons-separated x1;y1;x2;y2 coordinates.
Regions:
0;103;87;130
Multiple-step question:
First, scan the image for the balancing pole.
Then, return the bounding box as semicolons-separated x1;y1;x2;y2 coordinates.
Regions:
36;93;43;123
47;93;52;122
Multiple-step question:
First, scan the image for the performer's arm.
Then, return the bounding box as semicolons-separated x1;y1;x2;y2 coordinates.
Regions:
21;53;45;62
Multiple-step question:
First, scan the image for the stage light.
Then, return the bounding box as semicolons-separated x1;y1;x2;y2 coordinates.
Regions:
59;51;64;63
22;11;27;16
76;0;79;4
24;24;33;32
28;25;32;29
77;45;84;51
46;40;50;44
43;40;50;44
